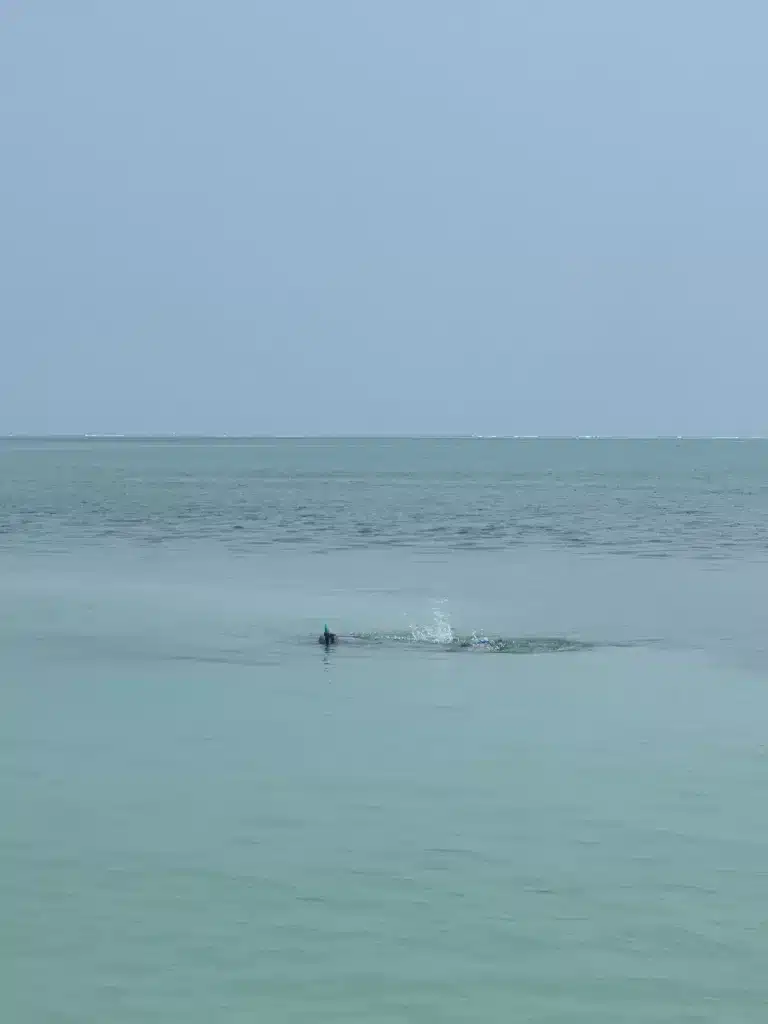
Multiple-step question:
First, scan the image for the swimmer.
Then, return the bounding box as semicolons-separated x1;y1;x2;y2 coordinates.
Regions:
319;624;337;647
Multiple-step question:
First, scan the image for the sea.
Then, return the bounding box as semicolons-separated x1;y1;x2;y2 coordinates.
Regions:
3;437;768;1022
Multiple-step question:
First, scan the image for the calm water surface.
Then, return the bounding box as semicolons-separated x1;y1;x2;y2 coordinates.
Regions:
2;438;768;1021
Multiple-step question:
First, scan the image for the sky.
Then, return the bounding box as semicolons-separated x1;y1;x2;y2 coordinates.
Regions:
1;1;766;436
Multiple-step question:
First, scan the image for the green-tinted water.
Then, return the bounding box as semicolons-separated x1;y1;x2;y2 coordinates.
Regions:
3;439;768;1021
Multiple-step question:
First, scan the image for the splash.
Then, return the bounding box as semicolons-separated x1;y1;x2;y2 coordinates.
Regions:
326;600;629;654
409;602;455;644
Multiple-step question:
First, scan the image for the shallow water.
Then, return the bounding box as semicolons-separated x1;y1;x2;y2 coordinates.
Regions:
2;438;768;1021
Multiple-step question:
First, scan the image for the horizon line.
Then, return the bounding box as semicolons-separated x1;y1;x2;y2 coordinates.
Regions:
2;433;767;441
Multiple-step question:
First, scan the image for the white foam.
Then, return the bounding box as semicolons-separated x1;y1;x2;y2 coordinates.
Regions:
410;602;454;644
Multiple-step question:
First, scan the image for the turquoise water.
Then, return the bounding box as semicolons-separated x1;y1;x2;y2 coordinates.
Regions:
3;438;768;1021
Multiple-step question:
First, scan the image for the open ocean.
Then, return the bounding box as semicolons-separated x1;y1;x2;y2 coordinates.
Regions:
3;437;768;1022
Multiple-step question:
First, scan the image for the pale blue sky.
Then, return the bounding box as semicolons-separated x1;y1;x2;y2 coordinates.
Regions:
2;1;766;435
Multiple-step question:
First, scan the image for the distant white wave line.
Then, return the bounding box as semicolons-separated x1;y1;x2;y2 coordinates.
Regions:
4;433;768;441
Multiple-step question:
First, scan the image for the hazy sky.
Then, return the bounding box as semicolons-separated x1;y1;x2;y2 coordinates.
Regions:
2;2;766;435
